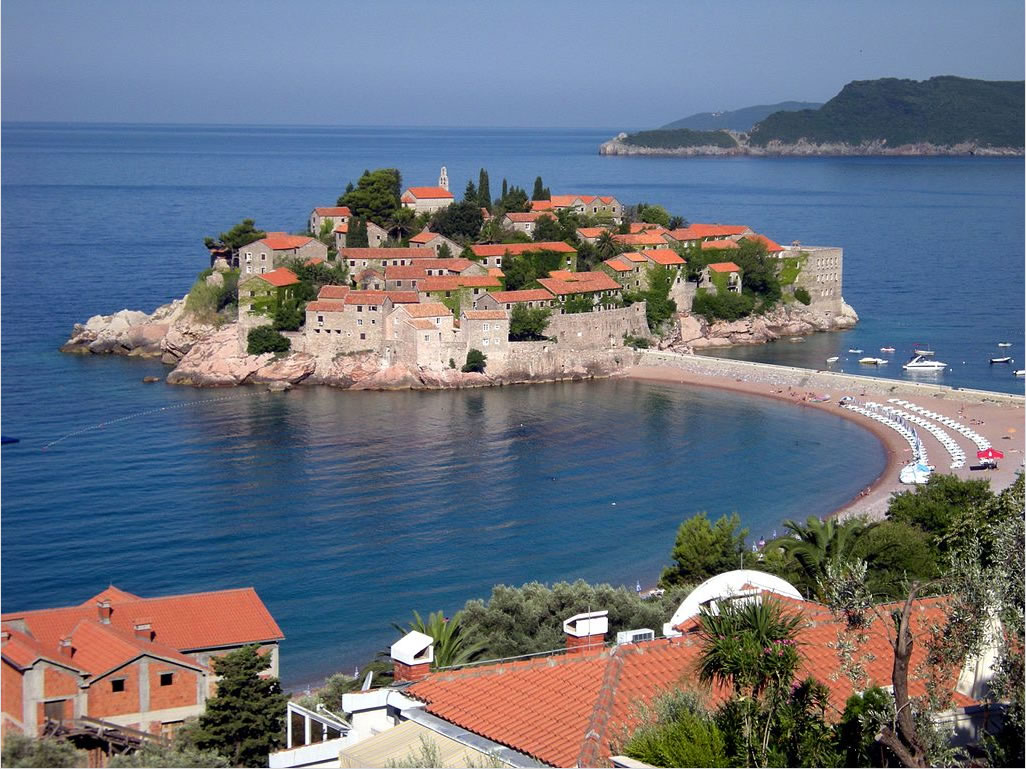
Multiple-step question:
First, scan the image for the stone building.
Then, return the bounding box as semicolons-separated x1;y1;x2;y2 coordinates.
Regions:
469;241;577;271
536;271;622;312
1;586;282;742
701;262;743;293
499;212;546;236
612;230;668;251
417;275;503;315
303;290;419;355
309;206;351;235
240;234;327;277
546;195;623;223
400;187;454;214
474;289;556;313
787;244;845;315
238;267;301;318
460;310;510;366
408;230;461;256
663;223;753;248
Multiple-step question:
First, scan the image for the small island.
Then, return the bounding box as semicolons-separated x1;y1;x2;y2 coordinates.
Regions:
61;166;856;389
602;76;1025;157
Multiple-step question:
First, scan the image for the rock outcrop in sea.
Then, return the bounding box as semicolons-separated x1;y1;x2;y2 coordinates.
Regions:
60;298;857;389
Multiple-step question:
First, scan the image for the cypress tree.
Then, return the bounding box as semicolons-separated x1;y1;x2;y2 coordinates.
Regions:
478;169;491;212
501;178;508;200
532;176;546;201
464;180;478;202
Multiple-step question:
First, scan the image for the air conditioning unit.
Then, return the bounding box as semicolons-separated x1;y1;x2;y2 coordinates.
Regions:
616;628;655;645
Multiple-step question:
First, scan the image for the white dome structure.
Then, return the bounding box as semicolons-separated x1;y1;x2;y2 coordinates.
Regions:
664;569;803;636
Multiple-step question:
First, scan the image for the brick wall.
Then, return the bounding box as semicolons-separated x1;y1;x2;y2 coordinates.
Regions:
88;665;140;718
1;660;23;734
147;666;199;712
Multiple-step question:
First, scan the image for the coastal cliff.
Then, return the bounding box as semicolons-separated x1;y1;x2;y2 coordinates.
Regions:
60;299;858;389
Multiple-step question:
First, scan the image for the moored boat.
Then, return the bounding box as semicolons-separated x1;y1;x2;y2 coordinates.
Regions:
913;348;935;356
825;356;839;364
903;354;947;371
1015;370;1025;377
880;346;895;353
990;356;1012;364
848;348;863;354
998;342;1012;347
859;357;888;365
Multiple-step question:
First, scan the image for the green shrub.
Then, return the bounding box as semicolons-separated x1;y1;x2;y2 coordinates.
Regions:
247;326;291;355
462;349;487;373
1;734;87;768
691;291;755;322
623;690;728;768
624;335;650;349
509;305;551;341
794;286;811;305
273;300;303;331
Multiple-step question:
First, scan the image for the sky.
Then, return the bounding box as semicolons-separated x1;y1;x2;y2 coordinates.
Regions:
2;0;1023;129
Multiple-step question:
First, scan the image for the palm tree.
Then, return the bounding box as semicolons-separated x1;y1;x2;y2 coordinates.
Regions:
391;610;486;669
697;599;804;767
385;207;416;243
595;230;622;261
768;517;865;600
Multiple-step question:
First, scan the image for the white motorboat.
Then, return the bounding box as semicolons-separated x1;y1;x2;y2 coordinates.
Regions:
990;356;1012;364
825;356;839;364
914;348;935;356
859;357;888;365
848;348;863;354
1015;370;1025;377
903;354;947;371
998;342;1012;347
880;346;895;353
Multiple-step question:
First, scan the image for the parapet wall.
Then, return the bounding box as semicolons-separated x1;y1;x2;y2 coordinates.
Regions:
543;303;649;349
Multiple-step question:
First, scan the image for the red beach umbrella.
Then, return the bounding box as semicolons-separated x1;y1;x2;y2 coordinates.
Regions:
977;448;1004;460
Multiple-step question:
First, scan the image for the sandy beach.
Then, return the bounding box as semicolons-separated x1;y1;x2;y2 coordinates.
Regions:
625;356;1024;520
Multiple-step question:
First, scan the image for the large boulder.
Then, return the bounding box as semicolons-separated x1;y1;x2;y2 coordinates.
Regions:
678;314;705;344
166;325;262;386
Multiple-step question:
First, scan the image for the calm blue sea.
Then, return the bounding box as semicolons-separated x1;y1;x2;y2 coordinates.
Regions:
1;124;1021;687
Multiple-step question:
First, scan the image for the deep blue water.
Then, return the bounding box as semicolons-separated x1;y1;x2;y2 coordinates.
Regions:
1;124;1020;687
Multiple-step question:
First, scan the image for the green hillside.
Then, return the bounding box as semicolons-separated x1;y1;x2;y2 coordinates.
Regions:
749;76;1024;147
660;101;822;132
621;128;738;149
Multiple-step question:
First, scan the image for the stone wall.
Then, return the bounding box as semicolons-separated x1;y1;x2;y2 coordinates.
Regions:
544;303;649;349
790;246;843;315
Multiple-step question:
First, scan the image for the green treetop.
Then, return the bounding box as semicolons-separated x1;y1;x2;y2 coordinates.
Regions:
337;168;402;225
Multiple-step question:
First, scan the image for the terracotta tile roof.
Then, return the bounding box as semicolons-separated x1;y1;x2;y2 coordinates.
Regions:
629;222;666;233
405;318;439;331
502;212;545;223
388;291;421;304
420;275;501;292
408;594;977;767
318;285;351;300
333;222;350;234
644;248;686;266
1;626;86;672
462;310;508;320
402;186;454;200
707;261;742;272
470;241;576;257
399;302;453;318
488;289;553;303
2;587;283;653
250;267;300;287
488;267;505;278
65;620;208;678
409;230;442;244
314;206;352;217
305;257;326;267
343;290;419;306
537;271;620;296
530;200;554;211
613;232;668;246
260;233;315;251
603;258;632;272
385;260;475;279
306;300;347;313
744;233;785;253
701;239;741;250
340;248;418;259
576;227;611;239
356;267;384;282
620;252;648;263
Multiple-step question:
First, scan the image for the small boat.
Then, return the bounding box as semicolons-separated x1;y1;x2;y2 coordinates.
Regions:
880;346;895;353
859;357;888;365
998;342;1012;347
914;348;935;356
788;337;805;343
848;348;863;354
1;436;20;445
990;356;1012;364
825;356;839;364
903;354;947;371
1015;370;1025;377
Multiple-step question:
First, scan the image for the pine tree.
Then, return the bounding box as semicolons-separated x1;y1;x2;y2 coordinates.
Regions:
464;180;478;202
478;169;491;212
349;217;369;248
532;176;546;201
194;646;287;767
501;178;508;199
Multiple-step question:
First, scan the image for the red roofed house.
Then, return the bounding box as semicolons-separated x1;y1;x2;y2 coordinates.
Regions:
331;572;1000;769
241;233;328;276
664;223;753;247
238;267;302;320
408;230;461;257
702;261;743;293
469;242;577;271
500;211;547;236
474;288;556;313
536;271;621;312
612;230;668;250
1;586;283;742
309;206;351;236
418;275;503;315
546;195;623;223
303;290;418;355
401;188;454;215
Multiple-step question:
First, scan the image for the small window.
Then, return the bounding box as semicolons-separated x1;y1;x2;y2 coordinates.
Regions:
160;672;174;687
111;679;126;693
483;339;489;346
357;319;363;326
359;333;366;340
483;323;490;331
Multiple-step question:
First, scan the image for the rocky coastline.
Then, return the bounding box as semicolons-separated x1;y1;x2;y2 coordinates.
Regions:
60;297;859;390
599;133;1024;157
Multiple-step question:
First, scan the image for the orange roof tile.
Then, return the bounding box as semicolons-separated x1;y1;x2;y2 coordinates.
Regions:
251;267;300;287
744;233;785;253
314;206;352;217
488;267;505;278
261;233;315;251
318;285;351;300
462;310;507;320
537;271;620;296
502;212;545;223
603;258;632;272
420;275;501;292
405;318;439;330
620;251;648;263
305;257;326;267
613;232;667;246
530;200;554;211
408;594;976;767
701;240;741;250
488;289;553;303
385;260;475;280
1;626;86;672
707;261;742;272
409;230;443;244
576;227;611;239
2;587;283;652
470;242;576;257
628;222;666;233
333;222;350;234
306;300;347;313
343;290;420;306
65;620;207;678
399;302;453;318
644;248;686;266
402;186;454;200
340;248;417;259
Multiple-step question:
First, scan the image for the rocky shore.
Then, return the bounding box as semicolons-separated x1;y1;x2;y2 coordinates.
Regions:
599;134;1024;157
59;298;858;390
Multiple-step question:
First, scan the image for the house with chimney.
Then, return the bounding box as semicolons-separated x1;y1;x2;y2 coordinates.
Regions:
291;570;1000;769
1;586;283;745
